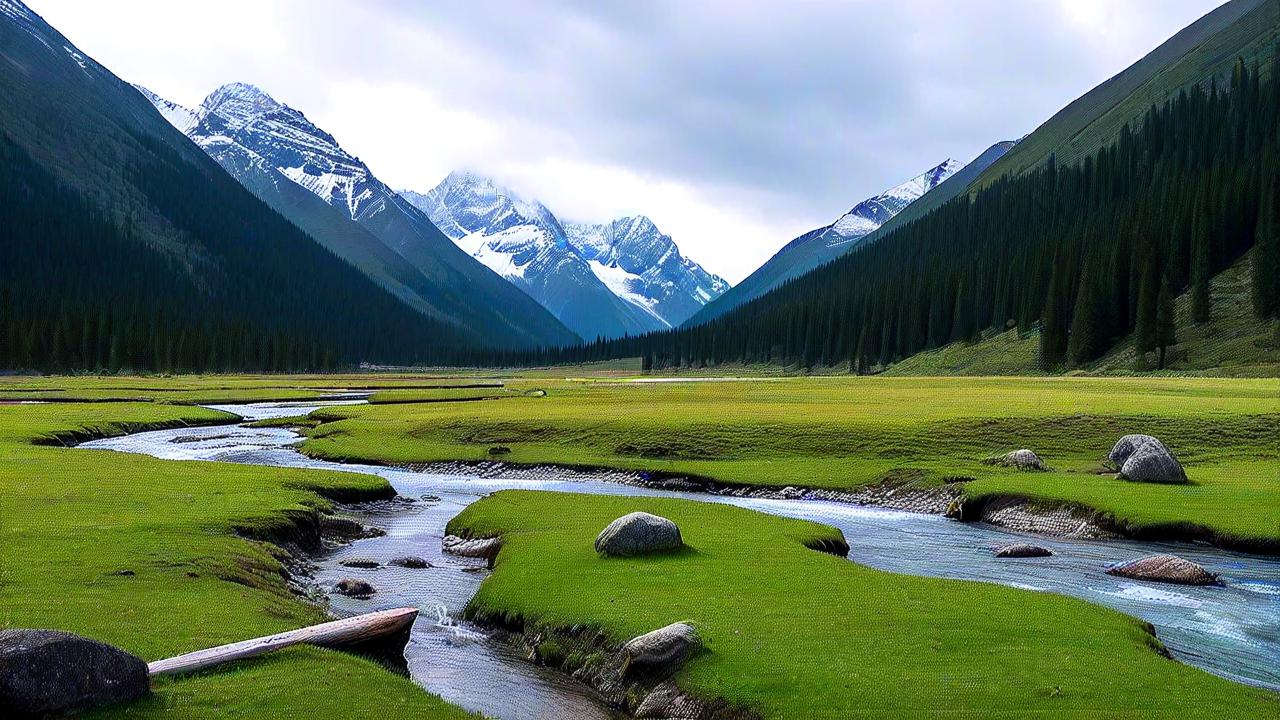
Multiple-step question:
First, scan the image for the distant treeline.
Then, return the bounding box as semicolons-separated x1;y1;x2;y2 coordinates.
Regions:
0;129;502;373
540;54;1280;371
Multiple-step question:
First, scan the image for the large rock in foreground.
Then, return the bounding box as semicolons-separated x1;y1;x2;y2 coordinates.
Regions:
621;622;700;674
595;512;684;557
1119;442;1188;484
0;629;149;717
1108;435;1188;484
1108;434;1162;466
1106;554;1220;586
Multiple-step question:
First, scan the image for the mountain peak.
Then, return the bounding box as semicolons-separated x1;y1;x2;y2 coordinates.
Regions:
200;82;283;126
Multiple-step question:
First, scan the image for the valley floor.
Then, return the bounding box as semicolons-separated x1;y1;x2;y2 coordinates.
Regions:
1;373;1277;718
295;375;1280;549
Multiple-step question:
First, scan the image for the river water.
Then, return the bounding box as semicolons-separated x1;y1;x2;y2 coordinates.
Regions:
78;399;1280;717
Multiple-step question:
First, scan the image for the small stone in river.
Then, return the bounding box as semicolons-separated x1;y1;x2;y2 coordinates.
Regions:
338;558;380;569
993;543;1053;558
0;629;150;716
442;535;503;561
320;516;385;541
594;512;683;557
621;622;700;674
389;556;432;569
1106;554;1220;586
333;578;376;597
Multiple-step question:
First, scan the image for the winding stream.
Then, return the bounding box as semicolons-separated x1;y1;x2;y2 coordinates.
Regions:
79;399;1280;717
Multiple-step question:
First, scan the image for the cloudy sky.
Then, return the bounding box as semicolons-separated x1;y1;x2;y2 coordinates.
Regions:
31;0;1225;283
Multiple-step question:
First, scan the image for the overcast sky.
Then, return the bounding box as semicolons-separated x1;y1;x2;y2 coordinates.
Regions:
30;0;1226;283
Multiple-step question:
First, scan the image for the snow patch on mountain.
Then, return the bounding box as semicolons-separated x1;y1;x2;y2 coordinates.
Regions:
588;259;668;326
824;159;963;245
132;85;199;133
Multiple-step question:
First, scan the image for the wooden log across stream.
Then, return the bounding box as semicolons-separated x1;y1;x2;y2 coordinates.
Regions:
147;607;419;677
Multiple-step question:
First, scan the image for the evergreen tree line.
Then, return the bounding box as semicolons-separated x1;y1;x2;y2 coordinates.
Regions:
0;128;545;373
536;54;1280;371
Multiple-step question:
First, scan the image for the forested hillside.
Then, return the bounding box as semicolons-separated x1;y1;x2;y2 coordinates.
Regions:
548;54;1280;373
0;2;558;372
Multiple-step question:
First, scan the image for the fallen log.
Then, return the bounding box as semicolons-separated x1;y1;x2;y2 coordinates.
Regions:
147;607;419;677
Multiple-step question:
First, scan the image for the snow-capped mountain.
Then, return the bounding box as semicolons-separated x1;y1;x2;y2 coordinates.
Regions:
565;216;729;326
686;158;968;327
137;82;579;348
402;172;727;339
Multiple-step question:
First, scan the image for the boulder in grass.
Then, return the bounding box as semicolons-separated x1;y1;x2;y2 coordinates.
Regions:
594;512;683;557
621;622;700;675
993;543;1053;558
1118;441;1188;484
1106;554;1220;586
1108;434;1167;468
0;629;149;717
986;449;1048;471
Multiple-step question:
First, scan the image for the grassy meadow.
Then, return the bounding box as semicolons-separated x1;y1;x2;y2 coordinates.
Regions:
0;398;474;719
1;372;1277;717
450;490;1278;718
299;375;1280;545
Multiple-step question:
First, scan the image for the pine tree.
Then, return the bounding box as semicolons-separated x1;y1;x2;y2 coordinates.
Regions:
1190;194;1213;323
1068;258;1105;366
1039;261;1070;370
1155;275;1178;370
1133;246;1159;364
1251;181;1278;321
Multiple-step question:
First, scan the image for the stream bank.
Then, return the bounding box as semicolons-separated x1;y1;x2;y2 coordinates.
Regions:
78;399;1280;716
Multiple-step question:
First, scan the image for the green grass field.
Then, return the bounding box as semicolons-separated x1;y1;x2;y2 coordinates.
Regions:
2;373;1278;717
450;490;1278;718
0;400;473;719
299;375;1280;545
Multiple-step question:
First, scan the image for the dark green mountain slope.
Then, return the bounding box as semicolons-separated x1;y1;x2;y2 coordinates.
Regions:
0;1;528;371
974;0;1277;186
540;35;1280;374
743;0;1279;315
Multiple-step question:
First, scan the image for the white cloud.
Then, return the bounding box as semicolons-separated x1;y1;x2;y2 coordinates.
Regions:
26;0;1228;283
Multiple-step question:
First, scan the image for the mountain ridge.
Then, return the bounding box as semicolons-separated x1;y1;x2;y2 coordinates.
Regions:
686;157;967;326
140;82;579;348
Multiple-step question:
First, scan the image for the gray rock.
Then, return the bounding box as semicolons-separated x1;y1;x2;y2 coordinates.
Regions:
320;516;386;541
1108;434;1166;467
338;558;380;569
621;622;699;674
1106;554;1220;585
0;629;149;717
333;578;376;597
442;535;503;561
993;449;1048;471
389;556;432;569
1118;441;1188;484
635;681;706;718
993;543;1053;558
594;512;683;557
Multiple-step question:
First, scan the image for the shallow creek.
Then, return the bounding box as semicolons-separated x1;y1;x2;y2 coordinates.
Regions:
79;399;1280;717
